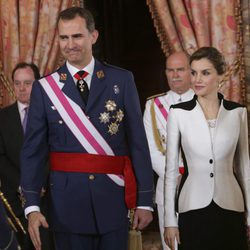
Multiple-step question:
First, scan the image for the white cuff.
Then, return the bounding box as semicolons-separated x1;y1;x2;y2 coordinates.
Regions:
24;206;40;218
137;206;154;212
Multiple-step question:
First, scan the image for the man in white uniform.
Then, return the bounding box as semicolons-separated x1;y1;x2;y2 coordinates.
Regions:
143;51;194;249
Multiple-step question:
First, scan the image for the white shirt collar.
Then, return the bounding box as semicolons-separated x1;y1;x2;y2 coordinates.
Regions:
169;88;194;103
17;101;28;113
17;101;29;122
66;57;95;78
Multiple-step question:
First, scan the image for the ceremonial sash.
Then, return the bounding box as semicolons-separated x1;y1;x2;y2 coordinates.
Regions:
154;97;169;124
153;96;184;174
50;152;136;208
39;72;125;186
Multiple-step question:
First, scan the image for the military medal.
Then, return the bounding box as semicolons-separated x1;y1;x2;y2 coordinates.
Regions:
100;100;124;136
108;122;119;135
105;100;117;111
99;112;110;124
78;80;85;92
113;85;119;94
115;109;124;122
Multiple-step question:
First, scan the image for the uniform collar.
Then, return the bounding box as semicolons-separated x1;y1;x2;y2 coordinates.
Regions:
169;88;194;103
66;57;95;78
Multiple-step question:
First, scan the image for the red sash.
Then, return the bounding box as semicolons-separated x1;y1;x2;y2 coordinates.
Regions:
50;152;137;209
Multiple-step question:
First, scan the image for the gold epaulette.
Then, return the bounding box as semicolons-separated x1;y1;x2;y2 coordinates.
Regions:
146;92;166;101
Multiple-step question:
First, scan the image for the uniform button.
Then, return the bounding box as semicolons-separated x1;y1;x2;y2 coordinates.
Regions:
89;174;95;180
209;159;213;164
210;173;214;178
87;116;90;119
58;120;63;124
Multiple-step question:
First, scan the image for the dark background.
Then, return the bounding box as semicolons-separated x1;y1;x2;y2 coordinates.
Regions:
85;0;168;109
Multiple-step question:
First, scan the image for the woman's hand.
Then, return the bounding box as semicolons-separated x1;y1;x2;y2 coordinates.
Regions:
164;227;180;250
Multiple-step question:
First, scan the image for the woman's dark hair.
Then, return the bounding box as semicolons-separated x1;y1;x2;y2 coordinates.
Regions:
190;47;226;75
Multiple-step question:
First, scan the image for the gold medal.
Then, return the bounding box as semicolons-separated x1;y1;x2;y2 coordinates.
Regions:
99;112;110;124
105;100;117;111
108;122;119;135
115;109;124;122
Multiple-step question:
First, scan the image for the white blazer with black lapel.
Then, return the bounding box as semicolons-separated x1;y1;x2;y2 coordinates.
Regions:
164;93;250;227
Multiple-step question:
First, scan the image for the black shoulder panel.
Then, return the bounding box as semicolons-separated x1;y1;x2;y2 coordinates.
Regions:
170;96;196;111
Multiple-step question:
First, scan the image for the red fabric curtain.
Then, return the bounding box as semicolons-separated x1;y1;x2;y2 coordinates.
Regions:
0;0;76;107
147;0;245;103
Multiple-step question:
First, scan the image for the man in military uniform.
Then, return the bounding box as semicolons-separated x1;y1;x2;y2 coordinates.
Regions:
21;7;153;250
143;51;194;249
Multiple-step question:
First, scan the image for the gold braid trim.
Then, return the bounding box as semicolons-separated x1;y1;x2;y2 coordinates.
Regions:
235;0;246;103
0;62;15;98
150;99;165;155
219;1;245;103
146;0;172;57
0;190;26;234
219;58;240;87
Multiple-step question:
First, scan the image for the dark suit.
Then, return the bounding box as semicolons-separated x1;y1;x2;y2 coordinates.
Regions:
21;60;153;249
0;103;54;250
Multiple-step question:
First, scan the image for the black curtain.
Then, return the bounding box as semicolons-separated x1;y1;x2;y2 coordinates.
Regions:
85;0;167;108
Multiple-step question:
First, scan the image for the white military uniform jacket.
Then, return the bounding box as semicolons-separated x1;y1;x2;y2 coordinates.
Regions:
164;94;250;227
143;89;194;205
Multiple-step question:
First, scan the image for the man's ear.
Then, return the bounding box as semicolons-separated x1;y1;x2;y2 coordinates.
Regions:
91;30;99;45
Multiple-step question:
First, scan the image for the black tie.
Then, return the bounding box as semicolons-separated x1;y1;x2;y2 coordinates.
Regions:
74;70;89;104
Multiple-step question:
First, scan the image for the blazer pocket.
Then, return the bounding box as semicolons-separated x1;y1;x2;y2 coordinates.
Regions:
50;172;68;191
47;113;66;145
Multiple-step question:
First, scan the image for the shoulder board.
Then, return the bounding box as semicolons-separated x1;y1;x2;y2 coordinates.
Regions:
102;61;128;72
147;92;167;101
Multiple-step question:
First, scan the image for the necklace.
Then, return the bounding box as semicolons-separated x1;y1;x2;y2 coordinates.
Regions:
207;119;217;128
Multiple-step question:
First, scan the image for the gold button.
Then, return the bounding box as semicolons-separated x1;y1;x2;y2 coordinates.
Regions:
89;174;95;180
58;120;63;124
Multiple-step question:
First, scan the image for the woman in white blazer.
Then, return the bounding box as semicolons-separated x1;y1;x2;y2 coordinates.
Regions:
164;47;250;250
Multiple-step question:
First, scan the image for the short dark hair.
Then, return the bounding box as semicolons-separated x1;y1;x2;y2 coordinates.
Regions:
12;62;40;81
190;47;226;75
57;7;95;32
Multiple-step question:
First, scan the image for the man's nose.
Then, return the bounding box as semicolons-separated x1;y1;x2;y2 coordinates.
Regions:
173;70;179;78
67;38;75;48
19;83;26;91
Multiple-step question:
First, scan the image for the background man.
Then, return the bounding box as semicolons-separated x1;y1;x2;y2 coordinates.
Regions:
0;62;40;249
0;62;53;250
21;7;153;250
143;51;194;250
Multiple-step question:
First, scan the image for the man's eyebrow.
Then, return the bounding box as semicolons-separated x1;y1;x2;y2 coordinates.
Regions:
59;35;68;38
167;67;185;70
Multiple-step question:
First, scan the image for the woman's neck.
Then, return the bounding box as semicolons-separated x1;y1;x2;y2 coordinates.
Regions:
198;94;220;120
